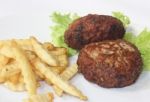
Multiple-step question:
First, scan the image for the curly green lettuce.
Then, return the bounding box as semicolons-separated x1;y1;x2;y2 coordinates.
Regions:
112;12;130;28
113;12;150;70
50;12;79;56
135;29;150;71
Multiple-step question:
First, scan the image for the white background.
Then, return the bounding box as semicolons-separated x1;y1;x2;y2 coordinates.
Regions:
0;0;150;102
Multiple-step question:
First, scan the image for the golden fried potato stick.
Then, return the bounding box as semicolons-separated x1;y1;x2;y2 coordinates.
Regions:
24;50;65;80
43;42;54;51
50;66;66;74
48;47;68;67
33;58;87;100
11;41;37;95
25;50;37;61
0;39;32;51
30;37;58;66
53;64;78;96
0;60;20;83
0;54;10;66
0;44;14;58
44;66;67;85
48;47;67;56
0;77;5;83
57;54;68;67
23;93;54;102
4;74;26;92
4;80;25;92
8;72;21;84
47;47;68;67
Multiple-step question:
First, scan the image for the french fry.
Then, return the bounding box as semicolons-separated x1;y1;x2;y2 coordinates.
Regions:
0;39;32;51
4;81;25;92
0;60;20;79
43;42;54;51
23;93;54;102
44;66;64;85
24;50;45;80
57;54;68;67
30;37;58;66
60;64;78;80
33;58;87;100
24;50;64;79
0;37;88;101
0;77;5;83
34;69;45;80
11;41;37;95
0;54;10;66
0;45;14;58
8;73;21;85
48;47;68;67
4;74;26;92
25;50;64;81
48;47;67;56
25;50;37;61
50;66;66;74
53;64;78;96
45;78;53;86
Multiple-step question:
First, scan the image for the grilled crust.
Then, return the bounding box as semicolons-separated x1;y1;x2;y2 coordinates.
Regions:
77;39;143;88
65;14;125;49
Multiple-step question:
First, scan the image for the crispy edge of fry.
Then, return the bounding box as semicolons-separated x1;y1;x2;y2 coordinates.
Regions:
0;60;20;83
33;58;87;100
4;81;26;92
0;44;14;58
11;40;37;95
48;47;67;56
30;36;58;66
48;47;68;67
0;39;30;45
0;77;5;83
44;66;66;85
0;54;10;66
0;39;33;51
43;42;54;51
53;64;78;96
49;48;68;67
8;72;21;85
57;54;68;67
50;66;66;74
4;74;26;92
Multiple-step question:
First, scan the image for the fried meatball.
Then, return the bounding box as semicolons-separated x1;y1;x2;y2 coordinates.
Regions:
77;40;143;88
65;14;125;50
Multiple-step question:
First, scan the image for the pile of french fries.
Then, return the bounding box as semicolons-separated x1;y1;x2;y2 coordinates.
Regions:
0;37;87;102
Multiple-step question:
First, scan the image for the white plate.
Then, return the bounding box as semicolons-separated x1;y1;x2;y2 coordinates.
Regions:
0;0;150;102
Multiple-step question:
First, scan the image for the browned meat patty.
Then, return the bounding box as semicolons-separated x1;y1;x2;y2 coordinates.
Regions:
65;14;125;50
77;39;143;88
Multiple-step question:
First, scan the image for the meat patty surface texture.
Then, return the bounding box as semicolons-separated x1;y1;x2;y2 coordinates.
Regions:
77;39;143;88
65;14;125;49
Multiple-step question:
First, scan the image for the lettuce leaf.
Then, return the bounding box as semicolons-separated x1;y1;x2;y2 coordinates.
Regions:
134;29;150;70
112;12;130;28
50;12;79;56
124;28;150;70
124;32;136;43
113;12;150;70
